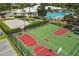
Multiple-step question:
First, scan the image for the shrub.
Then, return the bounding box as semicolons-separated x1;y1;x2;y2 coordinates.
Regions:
32;16;40;19
51;23;65;27
15;16;25;18
0;21;10;34
6;17;15;20
64;14;75;22
25;18;34;21
0;22;22;34
8;28;22;34
26;20;49;28
0;23;22;34
0;18;3;20
63;24;73;30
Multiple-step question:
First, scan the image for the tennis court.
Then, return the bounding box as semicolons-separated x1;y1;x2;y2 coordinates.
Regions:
14;24;79;56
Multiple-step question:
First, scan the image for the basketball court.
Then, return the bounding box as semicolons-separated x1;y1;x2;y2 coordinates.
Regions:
14;24;79;56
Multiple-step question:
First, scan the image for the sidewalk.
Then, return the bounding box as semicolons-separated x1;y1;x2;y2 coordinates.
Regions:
0;39;17;56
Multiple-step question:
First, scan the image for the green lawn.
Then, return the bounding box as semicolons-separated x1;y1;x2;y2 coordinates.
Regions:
0;34;7;40
0;28;7;40
15;24;79;56
74;49;79;56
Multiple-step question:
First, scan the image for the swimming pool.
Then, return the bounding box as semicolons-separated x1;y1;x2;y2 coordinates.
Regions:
46;12;65;20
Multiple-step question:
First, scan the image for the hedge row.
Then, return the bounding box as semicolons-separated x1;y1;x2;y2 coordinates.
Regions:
25;18;34;21
6;17;15;20
0;19;49;34
0;19;21;34
8;28;22;34
0;20;10;34
51;22;65;27
7;20;49;34
15;16;25;18
26;20;49;28
0;17;15;20
63;24;73;30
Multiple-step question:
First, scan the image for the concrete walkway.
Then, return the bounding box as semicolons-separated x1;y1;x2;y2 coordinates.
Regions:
0;39;17;56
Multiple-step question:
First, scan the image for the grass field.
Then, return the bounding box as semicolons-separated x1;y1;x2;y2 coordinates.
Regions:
14;24;79;56
0;28;7;40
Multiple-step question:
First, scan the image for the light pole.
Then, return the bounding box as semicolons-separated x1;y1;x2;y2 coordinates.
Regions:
22;9;26;31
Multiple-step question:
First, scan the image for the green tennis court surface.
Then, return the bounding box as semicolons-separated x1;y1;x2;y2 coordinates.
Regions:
14;24;79;56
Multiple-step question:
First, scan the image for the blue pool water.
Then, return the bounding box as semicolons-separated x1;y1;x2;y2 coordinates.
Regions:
46;12;65;20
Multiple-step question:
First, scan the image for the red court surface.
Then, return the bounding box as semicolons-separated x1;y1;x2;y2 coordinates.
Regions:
18;34;37;46
44;38;49;41
54;28;68;36
34;46;57;56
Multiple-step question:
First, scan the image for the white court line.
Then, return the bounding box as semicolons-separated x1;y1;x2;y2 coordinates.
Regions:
72;47;79;56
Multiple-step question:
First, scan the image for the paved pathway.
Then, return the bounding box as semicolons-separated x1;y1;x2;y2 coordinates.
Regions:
0;39;17;56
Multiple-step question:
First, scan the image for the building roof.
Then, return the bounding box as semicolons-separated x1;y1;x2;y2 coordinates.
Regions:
45;6;62;10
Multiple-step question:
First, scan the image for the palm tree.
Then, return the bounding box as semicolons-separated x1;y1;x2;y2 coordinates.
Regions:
0;4;8;12
0;3;12;21
18;3;33;31
37;3;47;19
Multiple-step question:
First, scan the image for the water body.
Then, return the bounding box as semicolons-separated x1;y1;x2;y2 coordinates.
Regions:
46;12;65;20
